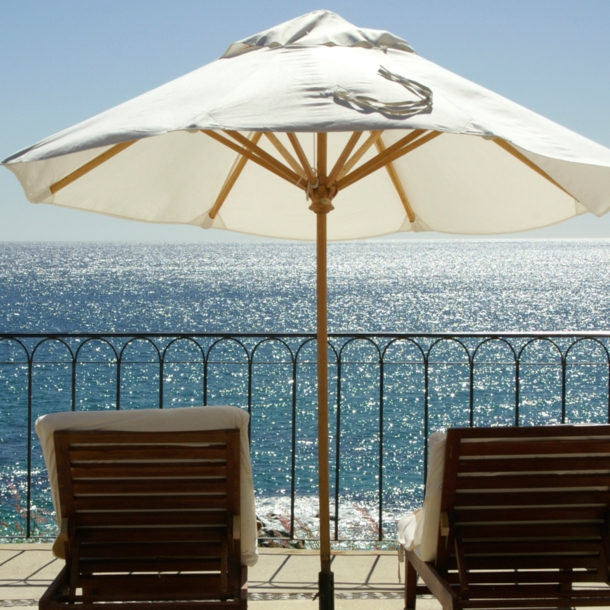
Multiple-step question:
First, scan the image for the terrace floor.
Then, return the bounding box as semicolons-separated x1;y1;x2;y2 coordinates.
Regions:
3;543;608;609
0;543;434;609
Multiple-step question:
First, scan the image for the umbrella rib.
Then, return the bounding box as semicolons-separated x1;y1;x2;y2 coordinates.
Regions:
337;130;440;190
49;140;138;194
494;139;577;199
287;133;317;185
326;132;363;187
375;135;416;223
209;132;263;220
264;133;307;181
223;130;303;186
335;131;382;181
202;130;304;188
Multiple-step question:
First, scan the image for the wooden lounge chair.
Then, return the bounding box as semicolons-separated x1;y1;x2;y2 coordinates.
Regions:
402;425;610;610
36;407;256;610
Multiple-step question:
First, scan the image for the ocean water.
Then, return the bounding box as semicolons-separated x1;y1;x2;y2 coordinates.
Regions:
2;239;610;545
3;239;610;334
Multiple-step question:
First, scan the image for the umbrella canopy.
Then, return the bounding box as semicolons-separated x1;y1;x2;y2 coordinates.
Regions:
4;10;610;609
5;10;610;238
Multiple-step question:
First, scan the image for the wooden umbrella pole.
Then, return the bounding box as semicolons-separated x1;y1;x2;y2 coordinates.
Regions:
317;206;331;571
310;192;334;610
308;132;335;610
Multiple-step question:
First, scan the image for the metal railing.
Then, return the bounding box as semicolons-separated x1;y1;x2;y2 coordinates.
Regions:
1;331;609;547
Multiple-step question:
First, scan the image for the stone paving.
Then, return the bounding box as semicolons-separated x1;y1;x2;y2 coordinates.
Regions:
5;544;606;610
0;544;429;609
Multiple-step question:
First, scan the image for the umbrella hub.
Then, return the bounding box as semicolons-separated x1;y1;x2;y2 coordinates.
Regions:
309;189;335;215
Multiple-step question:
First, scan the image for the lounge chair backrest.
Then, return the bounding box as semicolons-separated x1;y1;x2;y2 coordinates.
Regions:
53;428;243;603
437;425;610;592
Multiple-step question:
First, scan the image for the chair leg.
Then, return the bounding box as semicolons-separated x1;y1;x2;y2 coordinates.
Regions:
405;558;417;610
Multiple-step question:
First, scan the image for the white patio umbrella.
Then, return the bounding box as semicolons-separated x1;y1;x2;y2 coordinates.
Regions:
4;10;610;609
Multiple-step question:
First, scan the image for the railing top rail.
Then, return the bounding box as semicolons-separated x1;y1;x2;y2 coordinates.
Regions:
2;331;610;339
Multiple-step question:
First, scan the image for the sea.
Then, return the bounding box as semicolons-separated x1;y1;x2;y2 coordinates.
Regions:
2;239;610;546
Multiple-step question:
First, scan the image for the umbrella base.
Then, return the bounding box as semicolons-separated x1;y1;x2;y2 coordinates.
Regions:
318;571;334;610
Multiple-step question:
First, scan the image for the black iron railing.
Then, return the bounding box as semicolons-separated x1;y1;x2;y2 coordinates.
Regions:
1;331;609;547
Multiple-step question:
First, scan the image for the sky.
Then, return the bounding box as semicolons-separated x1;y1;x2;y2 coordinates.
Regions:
1;0;610;242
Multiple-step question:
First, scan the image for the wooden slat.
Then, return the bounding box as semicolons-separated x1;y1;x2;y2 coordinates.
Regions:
80;559;223;575
446;569;601;585
458;455;610;473
79;541;221;559
455;490;610;507
456;473;610;490
453;425;610;440
461;597;610;609
49;602;242;610
460;539;602;555
78;527;227;544
454;505;607;522
459;439;610;457
465;584;610;600
70;463;227;478
73;479;228;495
77;574;221;599
69;446;228;461
73;494;227;511
60;430;233;445
464;584;602;598
75;509;227;528
446;554;600;571
455;522;602;539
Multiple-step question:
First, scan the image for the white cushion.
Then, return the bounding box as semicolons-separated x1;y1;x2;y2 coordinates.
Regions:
36;406;258;566
397;430;446;562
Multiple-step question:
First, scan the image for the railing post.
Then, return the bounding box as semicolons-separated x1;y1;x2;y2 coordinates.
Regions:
561;352;567;423
26;355;33;538
335;352;342;542
378;352;384;542
290;352;298;540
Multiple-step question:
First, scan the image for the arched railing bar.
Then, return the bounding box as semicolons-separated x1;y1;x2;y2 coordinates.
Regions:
426;337;473;365
563;337;610;424
159;337;205;408
380;337;427;362
250;336;296;364
516;337;564;425
30;337;76;362
206;336;251;362
335;337;382;541
28;338;75;537
74;337;119;362
73;338;120;412
116;337;162;409
471;338;519;428
0;336;32;364
338;336;382;362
